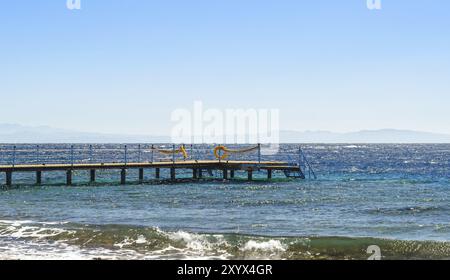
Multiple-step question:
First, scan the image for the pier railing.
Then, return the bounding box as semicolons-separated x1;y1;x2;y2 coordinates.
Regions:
0;144;317;185
0;143;315;177
0;144;288;164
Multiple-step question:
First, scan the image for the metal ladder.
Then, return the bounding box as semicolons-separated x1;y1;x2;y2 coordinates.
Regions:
298;147;317;180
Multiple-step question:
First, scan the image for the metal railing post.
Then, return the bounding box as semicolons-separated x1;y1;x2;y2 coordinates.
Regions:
89;145;93;163
298;146;304;177
298;146;302;168
151;144;154;163
258;143;261;163
71;145;74;166
172;144;175;163
36;145;40;164
12;145;16;166
138;144;141;162
124;145;128;165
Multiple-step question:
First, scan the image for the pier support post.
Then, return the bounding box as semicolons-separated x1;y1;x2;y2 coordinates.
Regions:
66;170;72;185
267;169;272;180
247;169;253;181
193;169;198;179
121;169;126;185
6;171;12;186
36;171;42;185
198;169;203;178
223;169;228;180
230;170;235;179
170;168;176;181
139;168;144;183
155;168;160;179
90;169;96;183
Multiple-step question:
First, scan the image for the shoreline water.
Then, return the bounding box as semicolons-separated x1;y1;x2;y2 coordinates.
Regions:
1;219;450;260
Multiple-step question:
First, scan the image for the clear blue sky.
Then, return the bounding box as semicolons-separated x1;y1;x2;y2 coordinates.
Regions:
1;0;449;135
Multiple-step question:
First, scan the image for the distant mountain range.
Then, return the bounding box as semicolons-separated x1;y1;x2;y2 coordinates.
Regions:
0;123;168;143
1;123;450;143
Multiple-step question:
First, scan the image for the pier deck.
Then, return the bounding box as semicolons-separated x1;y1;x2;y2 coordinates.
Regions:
0;160;304;186
0;144;316;186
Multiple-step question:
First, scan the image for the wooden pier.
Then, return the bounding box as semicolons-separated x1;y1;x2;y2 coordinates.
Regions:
0;160;304;186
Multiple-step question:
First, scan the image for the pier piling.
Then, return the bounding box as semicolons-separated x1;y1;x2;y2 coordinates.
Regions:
66;170;72;185
6;171;12;186
170;168;176;181
223;169;228;180
193;169;198;179
121;169;126;185
36;171;42;185
247;169;253;181
139;168;144;183
155;168;160;179
267;169;272;180
90;169;96;183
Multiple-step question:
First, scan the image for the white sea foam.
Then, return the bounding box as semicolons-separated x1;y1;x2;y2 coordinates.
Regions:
168;230;210;251
160;230;231;259
241;240;286;252
0;220;74;240
113;235;148;248
135;235;147;244
113;237;134;249
0;239;141;260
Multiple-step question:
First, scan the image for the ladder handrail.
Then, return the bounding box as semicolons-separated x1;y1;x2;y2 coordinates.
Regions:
299;147;317;180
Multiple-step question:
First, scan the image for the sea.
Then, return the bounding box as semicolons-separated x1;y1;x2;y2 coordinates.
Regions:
0;144;449;260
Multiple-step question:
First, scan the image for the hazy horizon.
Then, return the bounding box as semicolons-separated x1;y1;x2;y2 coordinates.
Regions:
2;122;450;136
1;123;450;143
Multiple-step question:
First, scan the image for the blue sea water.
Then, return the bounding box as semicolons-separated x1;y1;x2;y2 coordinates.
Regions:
0;144;449;259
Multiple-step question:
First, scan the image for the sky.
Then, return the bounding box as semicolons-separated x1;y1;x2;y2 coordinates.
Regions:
0;0;449;135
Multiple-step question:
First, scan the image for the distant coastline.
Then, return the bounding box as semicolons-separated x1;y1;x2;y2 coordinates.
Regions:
1;124;450;144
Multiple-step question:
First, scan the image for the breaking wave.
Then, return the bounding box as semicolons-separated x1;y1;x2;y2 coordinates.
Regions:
1;219;450;260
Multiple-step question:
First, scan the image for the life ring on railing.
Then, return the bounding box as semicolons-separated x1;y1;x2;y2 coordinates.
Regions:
213;146;228;160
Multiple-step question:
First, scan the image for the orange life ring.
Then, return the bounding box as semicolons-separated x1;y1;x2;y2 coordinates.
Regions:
214;146;228;160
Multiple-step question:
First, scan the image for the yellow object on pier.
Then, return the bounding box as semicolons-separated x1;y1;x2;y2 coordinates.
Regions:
155;145;188;159
213;145;259;160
